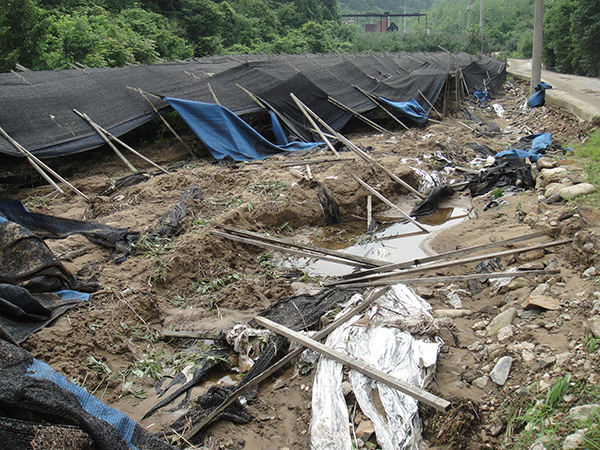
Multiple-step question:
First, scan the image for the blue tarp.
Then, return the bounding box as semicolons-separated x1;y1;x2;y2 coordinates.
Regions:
473;90;489;105
528;82;553;108
378;97;428;124
496;132;552;162
270;110;288;146
166;98;324;161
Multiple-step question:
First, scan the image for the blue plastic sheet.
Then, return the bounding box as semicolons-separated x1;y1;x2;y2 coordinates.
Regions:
528;82;553;108
496;132;552;162
473;90;489;104
378;97;428;124
166;98;323;161
270;110;288;145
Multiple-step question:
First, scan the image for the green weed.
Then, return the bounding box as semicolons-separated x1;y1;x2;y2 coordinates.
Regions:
193;217;213;228
585;334;600;353
24;195;53;209
88;355;112;376
124;352;163;380
246;180;287;200
203;197;243;211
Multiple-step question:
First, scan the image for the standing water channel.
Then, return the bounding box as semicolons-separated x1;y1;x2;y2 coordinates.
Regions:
280;205;471;278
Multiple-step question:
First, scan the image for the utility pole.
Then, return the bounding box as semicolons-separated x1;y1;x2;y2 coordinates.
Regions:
479;0;484;53
404;2;407;34
531;0;544;94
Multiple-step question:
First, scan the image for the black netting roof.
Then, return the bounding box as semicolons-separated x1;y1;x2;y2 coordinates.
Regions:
0;52;506;159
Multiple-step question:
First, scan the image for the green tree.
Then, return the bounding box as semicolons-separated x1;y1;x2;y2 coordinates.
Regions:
0;0;40;71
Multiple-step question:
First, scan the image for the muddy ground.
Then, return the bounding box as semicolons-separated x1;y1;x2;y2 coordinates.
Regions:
2;78;599;449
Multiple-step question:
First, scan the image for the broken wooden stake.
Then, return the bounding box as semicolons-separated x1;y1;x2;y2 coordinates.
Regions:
290;94;340;159
341;229;553;280
336;269;561;289
330;238;571;286
352;175;429;233
327;96;391;135
214;225;389;267
254;316;451;412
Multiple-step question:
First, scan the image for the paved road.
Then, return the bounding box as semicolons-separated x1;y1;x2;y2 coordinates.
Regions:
507;58;600;122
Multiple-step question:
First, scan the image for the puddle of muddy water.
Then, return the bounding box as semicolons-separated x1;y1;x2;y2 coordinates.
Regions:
280;207;469;277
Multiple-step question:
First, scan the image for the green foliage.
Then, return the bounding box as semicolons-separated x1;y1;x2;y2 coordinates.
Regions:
124;351;163;379
544;0;600;77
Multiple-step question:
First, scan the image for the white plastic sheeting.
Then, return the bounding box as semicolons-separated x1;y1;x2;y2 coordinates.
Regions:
309;284;443;450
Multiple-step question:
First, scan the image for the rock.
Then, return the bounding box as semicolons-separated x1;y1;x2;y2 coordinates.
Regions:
490;356;513;386
416;286;434;298
467;341;484;351
522;349;536;362
556;352;570;365
522;294;560;310
540;167;568;180
517;249;545;262
563;430;586;449
518;263;545;271
356;419;375;440
538;356;556;369
545;182;570;198
587;316;600;338
487;308;518;337
582;266;597;278
473;376;490;390
433;309;473;318
479;304;497;314
559;183;596;200
568;404;600;421
536;157;555;169
497;325;514;342
341;381;352;396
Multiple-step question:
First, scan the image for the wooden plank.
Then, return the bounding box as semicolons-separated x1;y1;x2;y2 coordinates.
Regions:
244;157;355;166
254;316;451;412
183;287;390;440
162;330;220;340
211;230;373;268
352;175;429;233
340;230;553;280
329;238;571;286
336;269;561;289
219;225;390;267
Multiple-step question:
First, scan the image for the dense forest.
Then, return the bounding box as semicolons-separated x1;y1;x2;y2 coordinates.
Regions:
1;0;598;77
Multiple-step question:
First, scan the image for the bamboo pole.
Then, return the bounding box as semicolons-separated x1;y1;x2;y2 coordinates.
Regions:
183;288;390;439
207;83;220;105
290;94;340;159
290;95;426;200
352;175;429;233
73;112;169;175
352;85;411;132
327;96;392;135
127;86;195;158
73;110;138;173
367;195;372;232
418;89;443;119
0;125;89;200
255;316;451;412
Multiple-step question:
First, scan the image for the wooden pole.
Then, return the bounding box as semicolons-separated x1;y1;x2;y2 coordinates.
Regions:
418;89;443;119
127;87;195;158
73;110;138;173
367;195;373;232
254;316;451;412
207;83;220;105
327;96;392;135
352;175;429;233
336;269;561;289
81;118;170;175
341;229;553;279
0;125;89;200
291;95;426;200
290;94;340;159
330;238;571;287
211;229;378;268
218;225;390;267
352;85;411;132
183;288;391;439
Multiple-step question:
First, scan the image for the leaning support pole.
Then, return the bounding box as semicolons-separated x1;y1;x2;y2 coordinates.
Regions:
183;288;391;440
352;175;429;233
73;110;138;173
127;87;195;159
291;95;426;200
352;84;412;133
73;112;169;175
254;316;451;412
327;96;392;135
290;94;340;159
0;125;89;200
